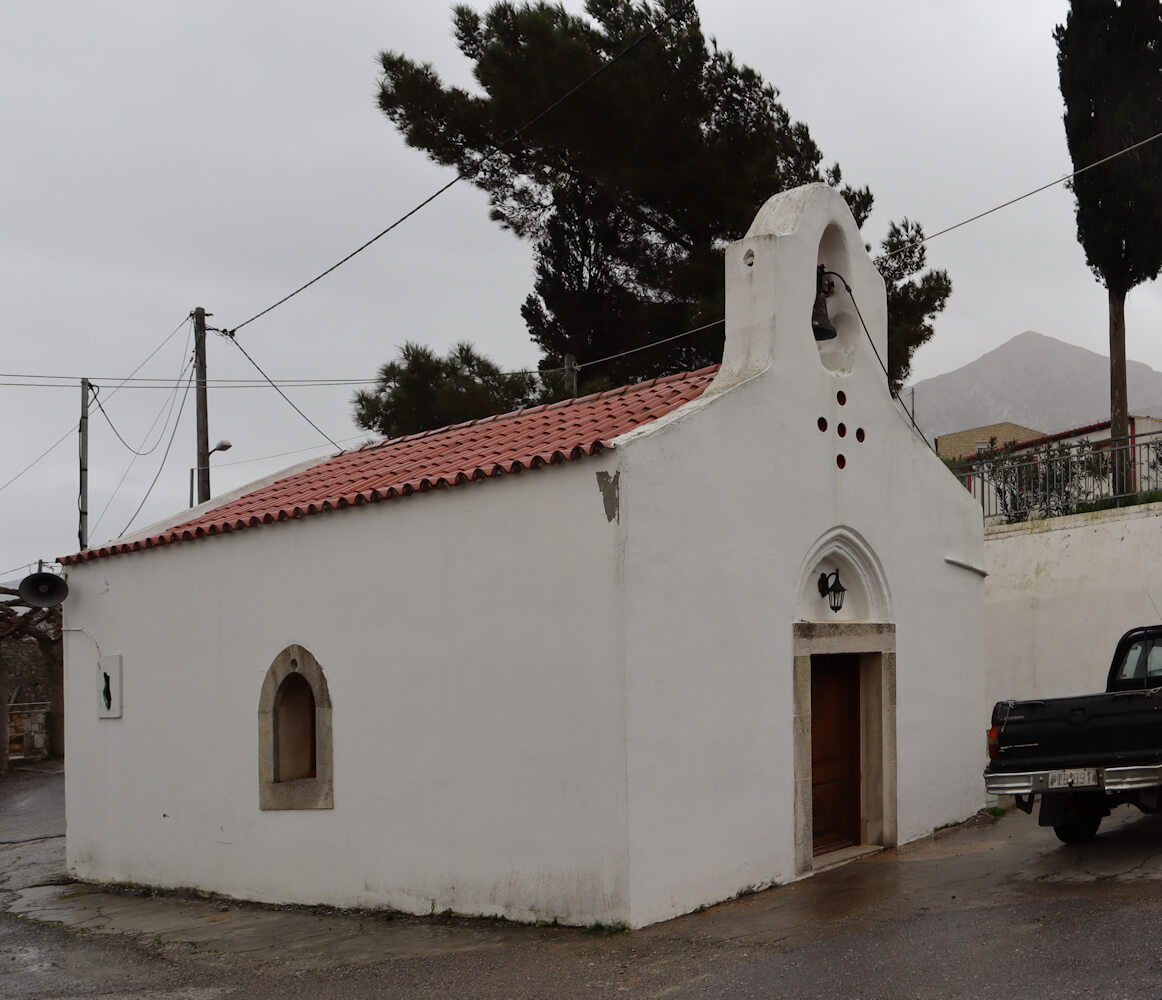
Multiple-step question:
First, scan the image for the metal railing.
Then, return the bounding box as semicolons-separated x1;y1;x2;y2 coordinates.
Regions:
953;430;1162;523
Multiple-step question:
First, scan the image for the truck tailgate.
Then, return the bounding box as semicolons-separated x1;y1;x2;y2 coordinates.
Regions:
991;688;1162;772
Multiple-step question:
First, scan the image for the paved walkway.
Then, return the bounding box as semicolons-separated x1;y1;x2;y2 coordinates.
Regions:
7;763;1162;997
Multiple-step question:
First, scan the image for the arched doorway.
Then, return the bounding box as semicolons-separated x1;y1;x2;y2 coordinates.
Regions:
792;527;897;874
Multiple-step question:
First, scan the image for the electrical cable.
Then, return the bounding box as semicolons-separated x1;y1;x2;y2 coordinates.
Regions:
91;352;196;535
0;321;718;392
0;379;380;390
216;434;370;469
0;316;191;498
578;319;725;370
876;127;1162;264
0;373;380;387
101;316;192;403
118;366;196;537
9;44;1149;510
227;336;341;449
225;1;697;337
822;268;935;452
24;124;1162;401
0;425;76;498
0;561;37;582
24;114;1152;514
91;385;166;456
91;328;194;534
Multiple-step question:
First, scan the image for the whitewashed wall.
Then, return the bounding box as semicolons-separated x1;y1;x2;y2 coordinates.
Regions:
614;186;986;927
984;503;1162;706
64;458;631;926
64;185;987;929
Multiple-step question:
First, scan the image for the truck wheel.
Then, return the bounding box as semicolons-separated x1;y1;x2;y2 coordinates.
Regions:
1053;811;1102;845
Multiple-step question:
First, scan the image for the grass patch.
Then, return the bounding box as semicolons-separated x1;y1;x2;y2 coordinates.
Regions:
582;920;629;936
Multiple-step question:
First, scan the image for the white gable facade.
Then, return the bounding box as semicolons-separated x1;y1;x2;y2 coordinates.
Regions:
63;184;985;928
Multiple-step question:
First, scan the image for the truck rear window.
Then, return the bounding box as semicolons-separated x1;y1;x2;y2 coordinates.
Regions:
1112;638;1162;690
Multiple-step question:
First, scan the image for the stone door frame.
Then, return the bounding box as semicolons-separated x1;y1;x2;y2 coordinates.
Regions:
793;621;897;875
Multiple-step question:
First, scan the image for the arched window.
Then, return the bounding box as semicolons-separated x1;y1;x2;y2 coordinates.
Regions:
258;644;333;810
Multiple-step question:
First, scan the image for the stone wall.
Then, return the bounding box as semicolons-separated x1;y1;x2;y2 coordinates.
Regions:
2;639;50;703
8;703;50;760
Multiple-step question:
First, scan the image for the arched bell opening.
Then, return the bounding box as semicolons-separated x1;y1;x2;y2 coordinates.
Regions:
813;224;859;375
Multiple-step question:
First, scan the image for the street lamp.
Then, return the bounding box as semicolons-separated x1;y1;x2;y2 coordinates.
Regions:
190;440;233;507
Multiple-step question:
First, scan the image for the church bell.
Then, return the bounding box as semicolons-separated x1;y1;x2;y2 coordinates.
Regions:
811;264;838;341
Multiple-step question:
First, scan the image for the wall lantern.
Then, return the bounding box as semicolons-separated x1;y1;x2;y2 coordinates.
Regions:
817;569;846;613
811;265;838;341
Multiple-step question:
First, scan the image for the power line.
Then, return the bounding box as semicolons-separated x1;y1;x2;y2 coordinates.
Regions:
877;127;1162;263
822;268;935;453
578;319;725;370
13;110;1148;512
0;316;191;498
118;367;196;537
103;316;192;403
0;425;76;497
93;358;195;459
0;560;38;581
227;336;341;450
0;322;717;393
216;434;370;469
225;1;696;337
92;385;167;456
91;351;196;535
18;125;1162;403
0;373;380;387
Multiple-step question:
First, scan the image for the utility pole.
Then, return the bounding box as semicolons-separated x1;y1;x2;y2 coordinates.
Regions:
193;307;210;504
79;378;90;550
564;354;579;399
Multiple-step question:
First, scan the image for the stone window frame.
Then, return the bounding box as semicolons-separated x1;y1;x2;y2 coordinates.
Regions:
258;644;333;810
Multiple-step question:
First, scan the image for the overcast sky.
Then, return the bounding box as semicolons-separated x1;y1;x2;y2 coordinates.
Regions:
2;0;1159;580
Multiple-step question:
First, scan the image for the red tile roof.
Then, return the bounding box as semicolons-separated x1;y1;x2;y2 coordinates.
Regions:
62;366;719;565
1005;415;1158;453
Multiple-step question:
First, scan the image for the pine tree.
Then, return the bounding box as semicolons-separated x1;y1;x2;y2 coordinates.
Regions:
374;0;950;420
353;342;537;438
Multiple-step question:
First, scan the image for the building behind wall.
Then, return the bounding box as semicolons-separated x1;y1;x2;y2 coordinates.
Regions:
61;184;986;929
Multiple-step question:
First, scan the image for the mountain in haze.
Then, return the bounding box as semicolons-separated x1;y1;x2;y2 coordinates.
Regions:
907;331;1162;442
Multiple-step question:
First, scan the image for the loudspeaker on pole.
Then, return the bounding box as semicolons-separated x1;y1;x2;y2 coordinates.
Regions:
18;572;69;608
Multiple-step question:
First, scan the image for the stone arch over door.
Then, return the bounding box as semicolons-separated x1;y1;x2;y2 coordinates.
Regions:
792;527;896;875
258;644;334;810
794;525;891;623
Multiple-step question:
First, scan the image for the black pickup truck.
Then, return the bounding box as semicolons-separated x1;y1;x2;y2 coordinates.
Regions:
984;625;1162;844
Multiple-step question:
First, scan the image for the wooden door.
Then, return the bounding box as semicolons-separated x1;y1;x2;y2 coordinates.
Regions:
811;654;861;855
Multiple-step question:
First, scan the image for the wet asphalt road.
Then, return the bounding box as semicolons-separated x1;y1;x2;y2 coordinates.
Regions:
7;762;1162;998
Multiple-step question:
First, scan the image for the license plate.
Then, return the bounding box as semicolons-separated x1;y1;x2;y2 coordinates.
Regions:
1048;768;1099;789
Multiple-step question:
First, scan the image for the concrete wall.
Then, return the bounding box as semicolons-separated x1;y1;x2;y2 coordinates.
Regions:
984;502;1162;706
64;458;630;926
